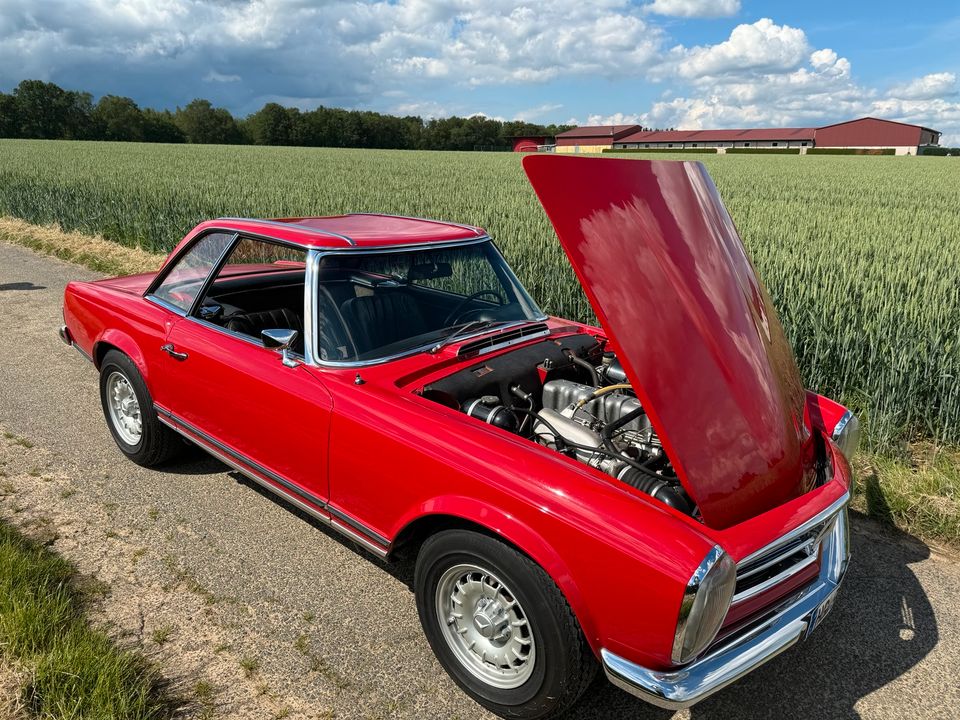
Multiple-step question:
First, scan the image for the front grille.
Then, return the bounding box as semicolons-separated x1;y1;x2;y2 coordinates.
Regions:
732;512;838;605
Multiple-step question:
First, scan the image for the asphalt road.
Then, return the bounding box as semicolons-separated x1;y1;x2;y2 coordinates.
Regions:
1;241;958;719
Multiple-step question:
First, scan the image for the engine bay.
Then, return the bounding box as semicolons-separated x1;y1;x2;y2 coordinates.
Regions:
420;333;698;519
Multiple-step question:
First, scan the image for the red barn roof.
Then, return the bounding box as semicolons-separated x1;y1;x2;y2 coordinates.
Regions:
555;124;640;140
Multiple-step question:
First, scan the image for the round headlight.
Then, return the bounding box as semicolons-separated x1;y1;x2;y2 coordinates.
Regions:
832;410;860;462
671;546;736;665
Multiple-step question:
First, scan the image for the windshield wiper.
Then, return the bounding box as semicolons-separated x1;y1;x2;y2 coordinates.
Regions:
429;320;505;354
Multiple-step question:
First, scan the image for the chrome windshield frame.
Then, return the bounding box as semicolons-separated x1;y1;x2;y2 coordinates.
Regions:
304;238;549;369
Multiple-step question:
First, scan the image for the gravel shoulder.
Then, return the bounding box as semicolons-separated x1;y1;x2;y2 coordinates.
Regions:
1;240;959;720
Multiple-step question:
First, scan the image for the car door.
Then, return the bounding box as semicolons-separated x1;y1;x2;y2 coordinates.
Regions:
155;235;333;506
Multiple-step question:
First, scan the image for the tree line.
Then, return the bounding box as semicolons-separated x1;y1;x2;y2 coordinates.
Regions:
0;80;573;151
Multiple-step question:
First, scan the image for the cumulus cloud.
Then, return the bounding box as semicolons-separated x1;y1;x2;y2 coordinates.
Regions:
888;72;957;101
646;0;740;18
0;0;957;143
0;0;665;112
670;18;810;79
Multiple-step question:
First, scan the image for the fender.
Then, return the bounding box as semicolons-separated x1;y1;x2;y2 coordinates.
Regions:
390;495;600;650
95;328;150;379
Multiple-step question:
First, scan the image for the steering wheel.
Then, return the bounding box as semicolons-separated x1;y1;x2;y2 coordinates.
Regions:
443;289;507;326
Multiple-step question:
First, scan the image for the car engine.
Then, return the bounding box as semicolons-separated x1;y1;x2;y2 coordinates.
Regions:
420;335;698;518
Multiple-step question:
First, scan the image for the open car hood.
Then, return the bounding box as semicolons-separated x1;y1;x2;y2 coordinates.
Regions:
523;155;815;529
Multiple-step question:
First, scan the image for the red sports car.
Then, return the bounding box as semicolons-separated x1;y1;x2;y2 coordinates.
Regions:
60;155;858;718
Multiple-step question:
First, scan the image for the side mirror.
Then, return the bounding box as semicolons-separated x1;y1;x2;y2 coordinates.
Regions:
261;328;300;368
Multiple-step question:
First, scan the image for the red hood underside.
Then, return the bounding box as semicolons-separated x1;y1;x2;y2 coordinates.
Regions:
523;155;815;529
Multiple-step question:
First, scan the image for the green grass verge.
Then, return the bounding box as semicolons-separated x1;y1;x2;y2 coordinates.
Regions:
0;520;173;719
853;444;960;548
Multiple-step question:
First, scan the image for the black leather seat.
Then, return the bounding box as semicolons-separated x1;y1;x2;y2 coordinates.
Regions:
339;292;428;355
225;307;304;353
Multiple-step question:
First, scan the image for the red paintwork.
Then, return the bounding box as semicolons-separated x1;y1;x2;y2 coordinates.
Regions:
523;155;814;529
814;117;930;147
62;199;852;675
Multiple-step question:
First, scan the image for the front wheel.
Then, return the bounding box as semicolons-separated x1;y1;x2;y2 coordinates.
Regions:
415;529;596;719
99;350;181;467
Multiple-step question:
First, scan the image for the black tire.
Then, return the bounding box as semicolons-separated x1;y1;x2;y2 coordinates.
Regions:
415;529;596;719
99;349;181;467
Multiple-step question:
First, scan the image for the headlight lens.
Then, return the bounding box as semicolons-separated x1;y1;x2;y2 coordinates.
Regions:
672;546;736;665
832;410;860;462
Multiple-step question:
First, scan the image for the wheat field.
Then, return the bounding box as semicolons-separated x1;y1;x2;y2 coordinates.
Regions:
1;139;958;449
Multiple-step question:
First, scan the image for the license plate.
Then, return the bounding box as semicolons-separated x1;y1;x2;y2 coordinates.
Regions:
808;590;838;636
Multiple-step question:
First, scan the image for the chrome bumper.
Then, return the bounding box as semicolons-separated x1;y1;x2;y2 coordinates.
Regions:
58;324;72;346
602;503;850;710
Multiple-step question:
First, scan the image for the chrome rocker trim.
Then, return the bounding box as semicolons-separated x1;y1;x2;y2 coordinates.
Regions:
154;405;390;558
601;492;850;710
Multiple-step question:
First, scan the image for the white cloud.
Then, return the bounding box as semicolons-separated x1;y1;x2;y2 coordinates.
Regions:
515;103;564;121
0;0;957;144
584;112;643;126
888;72;957;101
203;71;240;83
0;0;666;110
646;0;740;18
671;18;809;79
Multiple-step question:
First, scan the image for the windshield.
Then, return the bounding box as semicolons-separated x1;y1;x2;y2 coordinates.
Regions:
315;240;545;363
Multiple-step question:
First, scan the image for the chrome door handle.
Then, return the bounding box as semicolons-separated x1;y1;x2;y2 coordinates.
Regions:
161;343;188;361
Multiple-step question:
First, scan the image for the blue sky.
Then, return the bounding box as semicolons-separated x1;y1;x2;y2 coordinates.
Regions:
2;0;958;142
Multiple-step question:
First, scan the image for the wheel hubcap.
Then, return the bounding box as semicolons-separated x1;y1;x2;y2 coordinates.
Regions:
106;371;142;445
436;563;536;689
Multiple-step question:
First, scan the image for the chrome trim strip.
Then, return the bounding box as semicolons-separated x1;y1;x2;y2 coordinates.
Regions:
59;325;94;362
731;551;819;604
218;217;356;246
328;506;390;547
602;498;851;710
464;327;551;357
72;342;94;363
317;235;491;254
736;492;850;568
349;212;485;237
671;545;726;664
735;537;815;582
304;250;321;366
154;406;321;507
145;294;188;317
155;407;389;557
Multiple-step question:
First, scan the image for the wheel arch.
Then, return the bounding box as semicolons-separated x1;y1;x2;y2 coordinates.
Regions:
93;329;149;380
389;502;600;655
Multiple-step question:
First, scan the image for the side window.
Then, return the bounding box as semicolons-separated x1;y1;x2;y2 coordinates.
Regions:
152;232;234;312
198;237;307;352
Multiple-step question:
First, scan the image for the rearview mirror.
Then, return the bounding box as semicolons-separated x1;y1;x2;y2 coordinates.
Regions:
261;328;300;367
409;261;453;280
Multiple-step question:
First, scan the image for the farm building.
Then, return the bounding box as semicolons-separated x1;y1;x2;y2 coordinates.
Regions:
509;135;549;152
565;117;943;155
814;118;941;154
615;127;815;151
555;124;640;153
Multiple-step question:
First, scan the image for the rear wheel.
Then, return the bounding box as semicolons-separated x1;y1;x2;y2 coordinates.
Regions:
415;529;596;719
99;350;181;467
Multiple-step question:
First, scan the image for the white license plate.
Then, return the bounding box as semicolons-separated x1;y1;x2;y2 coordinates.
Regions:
808;590;838;635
